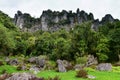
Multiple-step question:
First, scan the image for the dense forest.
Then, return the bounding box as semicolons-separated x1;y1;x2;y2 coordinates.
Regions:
0;10;120;63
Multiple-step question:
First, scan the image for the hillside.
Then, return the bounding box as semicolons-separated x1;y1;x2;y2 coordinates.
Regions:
0;9;120;80
0;9;120;62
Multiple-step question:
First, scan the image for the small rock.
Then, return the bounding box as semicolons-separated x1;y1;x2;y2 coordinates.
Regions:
5;57;10;63
62;60;73;71
74;64;83;71
17;65;27;71
36;58;45;68
7;59;19;65
28;57;37;63
29;65;40;74
57;59;66;72
96;63;112;71
87;75;96;79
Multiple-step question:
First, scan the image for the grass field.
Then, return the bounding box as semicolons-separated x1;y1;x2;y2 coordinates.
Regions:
0;65;120;80
36;70;120;80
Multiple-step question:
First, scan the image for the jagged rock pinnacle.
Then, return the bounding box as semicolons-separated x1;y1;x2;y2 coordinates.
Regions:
14;9;116;32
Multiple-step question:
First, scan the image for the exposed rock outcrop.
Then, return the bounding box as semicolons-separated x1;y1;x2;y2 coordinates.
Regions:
56;59;73;72
14;9;118;32
91;19;100;30
7;58;19;66
86;55;98;67
101;14;114;24
14;9;95;32
6;73;35;80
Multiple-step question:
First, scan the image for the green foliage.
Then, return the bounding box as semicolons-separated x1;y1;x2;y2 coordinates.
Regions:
51;37;71;60
76;56;87;64
0;25;16;55
96;37;109;62
35;32;54;56
0;11;17;30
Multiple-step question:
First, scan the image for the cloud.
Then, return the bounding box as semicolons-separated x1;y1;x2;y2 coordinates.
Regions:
0;0;120;20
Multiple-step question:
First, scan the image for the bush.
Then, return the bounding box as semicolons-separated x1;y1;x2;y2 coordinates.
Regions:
76;69;88;78
0;61;4;66
65;65;73;71
89;65;97;69
0;69;6;74
45;61;56;70
16;66;21;71
76;56;87;64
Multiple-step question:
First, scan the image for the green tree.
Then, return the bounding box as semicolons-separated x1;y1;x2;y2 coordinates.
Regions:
96;36;109;62
0;25;15;55
35;32;54;56
108;28;120;61
51;37;71;60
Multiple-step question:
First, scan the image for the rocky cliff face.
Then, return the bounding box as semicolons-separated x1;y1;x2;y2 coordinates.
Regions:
14;9;117;32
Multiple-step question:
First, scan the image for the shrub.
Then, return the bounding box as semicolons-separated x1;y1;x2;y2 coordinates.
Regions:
76;69;88;78
76;56;87;64
89;65;96;69
16;66;21;71
45;61;56;70
0;69;7;74
65;65;73;71
0;61;4;66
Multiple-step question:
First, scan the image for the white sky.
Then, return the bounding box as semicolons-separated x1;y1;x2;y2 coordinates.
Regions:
0;0;120;20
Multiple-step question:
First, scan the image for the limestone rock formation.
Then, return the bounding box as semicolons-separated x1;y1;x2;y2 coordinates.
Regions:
91;19;100;30
36;58;46;68
6;73;35;80
14;9;117;32
101;14;114;24
14;9;95;32
86;55;98;67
